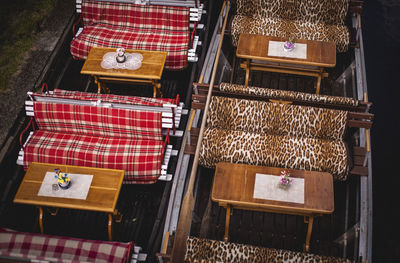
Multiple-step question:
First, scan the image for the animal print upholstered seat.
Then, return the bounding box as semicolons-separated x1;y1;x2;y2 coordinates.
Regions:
185;236;352;263
199;96;350;181
231;0;350;52
219;82;359;107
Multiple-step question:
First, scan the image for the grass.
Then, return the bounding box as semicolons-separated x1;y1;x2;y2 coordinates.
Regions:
0;0;57;91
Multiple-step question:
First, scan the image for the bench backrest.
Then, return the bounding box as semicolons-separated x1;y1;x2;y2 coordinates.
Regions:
207;96;348;141
33;101;163;140
82;0;189;32
0;228;132;263
219;82;359;108
53;89;178;106
236;0;349;25
185;236;351;263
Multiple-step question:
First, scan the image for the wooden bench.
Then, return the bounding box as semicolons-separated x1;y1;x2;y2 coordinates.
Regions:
190;83;373;180
71;0;191;70
231;0;352;53
18;87;186;183
0;228;132;263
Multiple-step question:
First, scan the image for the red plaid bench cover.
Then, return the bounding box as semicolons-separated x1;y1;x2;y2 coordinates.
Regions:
52;89;178;106
0;228;132;263
23;100;166;184
70;0;190;70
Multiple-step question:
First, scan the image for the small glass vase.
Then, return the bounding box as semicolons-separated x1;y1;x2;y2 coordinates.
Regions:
278;182;291;190
116;54;126;63
58;180;71;190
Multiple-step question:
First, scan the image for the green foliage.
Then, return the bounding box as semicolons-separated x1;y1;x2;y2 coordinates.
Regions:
0;0;57;91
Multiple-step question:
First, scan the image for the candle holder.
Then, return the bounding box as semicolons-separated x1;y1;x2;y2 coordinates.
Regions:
116;48;126;63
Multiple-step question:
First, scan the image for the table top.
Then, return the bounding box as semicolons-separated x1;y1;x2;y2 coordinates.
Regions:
81;47;167;80
236;34;336;67
14;162;125;213
212;162;334;215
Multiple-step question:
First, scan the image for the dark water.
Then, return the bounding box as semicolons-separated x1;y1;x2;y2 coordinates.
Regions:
362;0;400;261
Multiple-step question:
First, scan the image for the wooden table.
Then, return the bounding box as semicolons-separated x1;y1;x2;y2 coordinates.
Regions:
236;34;336;94
212;162;334;252
14;162;125;241
81;47;167;97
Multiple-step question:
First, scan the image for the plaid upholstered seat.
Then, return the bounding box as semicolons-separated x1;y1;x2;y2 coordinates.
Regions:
0;228;132;263
22;94;169;184
185;236;351;263
70;0;189;70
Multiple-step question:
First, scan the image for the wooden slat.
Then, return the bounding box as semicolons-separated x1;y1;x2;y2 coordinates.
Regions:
192;94;207;103
348;120;372;129
353;146;366;156
191;102;206;109
184;144;196;155
353;155;365;166
350;166;368;176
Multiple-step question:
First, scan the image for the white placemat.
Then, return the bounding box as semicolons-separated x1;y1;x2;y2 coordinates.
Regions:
253;173;304;204
101;52;143;70
268;41;307;59
38;172;93;200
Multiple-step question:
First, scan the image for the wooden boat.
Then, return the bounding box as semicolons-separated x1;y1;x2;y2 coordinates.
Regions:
0;0;373;262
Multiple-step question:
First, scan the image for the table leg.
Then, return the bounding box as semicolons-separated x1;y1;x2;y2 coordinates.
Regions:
38;207;44;234
304;215;314;252
244;59;250;87
108;213;113;241
94;76;101;94
315;75;322;94
152;80;162;98
107;210;122;241
224;205;232;242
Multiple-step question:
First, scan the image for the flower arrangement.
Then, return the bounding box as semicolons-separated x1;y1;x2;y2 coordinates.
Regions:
54;168;71;189
283;38;295;51
279;170;293;188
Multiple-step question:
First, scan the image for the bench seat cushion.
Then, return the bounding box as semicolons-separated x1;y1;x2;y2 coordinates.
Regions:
24;130;163;184
0;228;132;263
231;15;349;52
199;127;349;181
185;236;351;263
70;0;190;70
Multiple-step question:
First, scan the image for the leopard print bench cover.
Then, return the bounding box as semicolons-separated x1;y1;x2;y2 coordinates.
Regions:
185;236;351;263
199;127;349;181
206;96;348;141
219;82;359;107
232;0;350;52
199;96;349;181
